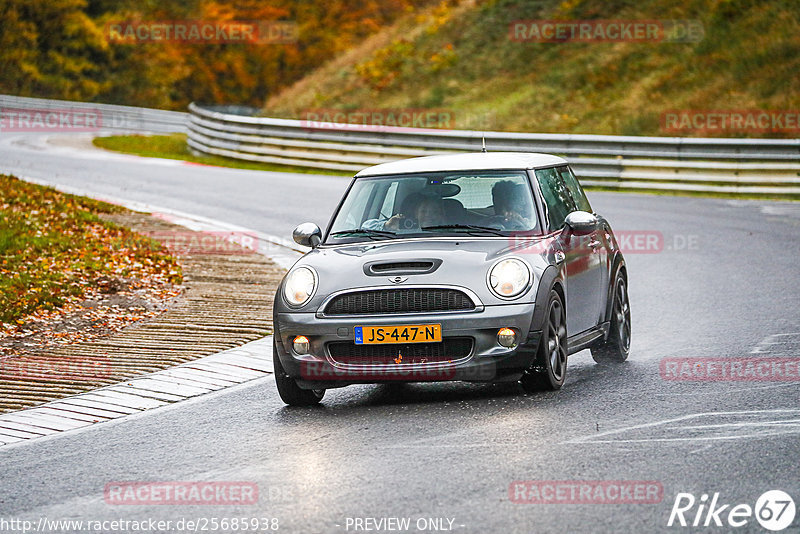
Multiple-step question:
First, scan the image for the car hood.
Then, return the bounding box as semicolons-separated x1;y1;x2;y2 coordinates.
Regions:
280;237;556;312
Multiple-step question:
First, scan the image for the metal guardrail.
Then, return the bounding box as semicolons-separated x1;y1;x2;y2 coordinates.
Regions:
0;95;187;133
188;103;800;196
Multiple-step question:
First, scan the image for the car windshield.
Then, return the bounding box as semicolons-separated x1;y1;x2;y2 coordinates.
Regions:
326;171;539;243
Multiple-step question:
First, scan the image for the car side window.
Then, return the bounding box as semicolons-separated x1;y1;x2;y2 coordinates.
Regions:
558;166;592;213
535;167;576;231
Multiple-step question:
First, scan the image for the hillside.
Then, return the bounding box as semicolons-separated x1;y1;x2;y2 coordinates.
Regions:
0;0;436;109
264;0;800;137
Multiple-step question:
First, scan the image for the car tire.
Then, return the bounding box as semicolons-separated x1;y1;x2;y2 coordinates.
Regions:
520;289;567;392
591;274;631;363
273;344;325;406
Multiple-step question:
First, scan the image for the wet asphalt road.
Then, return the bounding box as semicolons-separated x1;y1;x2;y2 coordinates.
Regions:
1;132;799;533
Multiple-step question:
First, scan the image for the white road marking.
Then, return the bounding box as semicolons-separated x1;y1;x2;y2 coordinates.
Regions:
0;414;79;432
7;133;185;166
141;375;218;393
104;385;184;403
0;423;51;437
81;391;168;410
676;419;800;430
155;368;239;387
43;403;120;419
46;398;134;416
0;336;273;449
760;204;800;219
61;395;142;414
565;409;800;444
0;430;33;441
654;381;800;396
32;407;107;423
182;361;265;380
750;332;800;354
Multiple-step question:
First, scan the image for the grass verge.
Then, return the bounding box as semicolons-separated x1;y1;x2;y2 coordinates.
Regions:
0;175;182;325
92;134;352;176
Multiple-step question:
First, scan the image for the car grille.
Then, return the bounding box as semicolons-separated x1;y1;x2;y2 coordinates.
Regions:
323;288;475;315
327;337;473;365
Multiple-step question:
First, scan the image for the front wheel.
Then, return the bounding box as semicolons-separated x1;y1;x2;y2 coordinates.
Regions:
520;289;568;393
592;274;631;363
273;344;325;406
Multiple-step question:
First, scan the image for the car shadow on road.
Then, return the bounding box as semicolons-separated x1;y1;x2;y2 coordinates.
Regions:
272;351;636;416
361;381;524;406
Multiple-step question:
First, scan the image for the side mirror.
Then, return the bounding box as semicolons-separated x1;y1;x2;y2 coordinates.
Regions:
293;222;322;248
563;211;598;238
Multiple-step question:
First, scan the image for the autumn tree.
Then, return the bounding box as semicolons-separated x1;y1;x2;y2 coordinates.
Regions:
0;0;109;100
1;0;436;109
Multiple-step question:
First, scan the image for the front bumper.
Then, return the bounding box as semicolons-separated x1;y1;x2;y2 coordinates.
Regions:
275;303;541;388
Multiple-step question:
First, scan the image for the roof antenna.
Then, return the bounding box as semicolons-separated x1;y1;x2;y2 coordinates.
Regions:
481;133;487;153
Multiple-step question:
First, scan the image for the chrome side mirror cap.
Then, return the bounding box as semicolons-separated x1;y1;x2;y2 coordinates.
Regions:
563;211;599;237
293;222;322;248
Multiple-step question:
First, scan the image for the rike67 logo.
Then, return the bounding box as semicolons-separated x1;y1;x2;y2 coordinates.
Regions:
667;490;796;531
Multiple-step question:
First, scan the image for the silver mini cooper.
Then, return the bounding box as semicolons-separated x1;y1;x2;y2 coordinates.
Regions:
272;152;630;405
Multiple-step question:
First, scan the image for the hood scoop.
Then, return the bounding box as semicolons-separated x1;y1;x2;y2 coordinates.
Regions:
364;259;442;276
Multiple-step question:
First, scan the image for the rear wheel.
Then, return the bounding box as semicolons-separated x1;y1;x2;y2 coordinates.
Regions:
520;290;567;392
592;274;631;363
273;343;325;406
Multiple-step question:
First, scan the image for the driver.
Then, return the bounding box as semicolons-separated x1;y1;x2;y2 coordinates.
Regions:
362;193;444;231
491;181;533;230
409;195;445;229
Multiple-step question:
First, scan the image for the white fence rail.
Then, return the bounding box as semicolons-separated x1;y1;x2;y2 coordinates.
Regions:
0;95;187;133
188;103;800;196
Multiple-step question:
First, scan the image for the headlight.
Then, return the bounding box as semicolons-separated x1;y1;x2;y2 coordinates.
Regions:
283;266;317;307
488;258;531;299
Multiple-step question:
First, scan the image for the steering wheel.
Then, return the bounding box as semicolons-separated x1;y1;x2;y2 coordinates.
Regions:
487;214;526;231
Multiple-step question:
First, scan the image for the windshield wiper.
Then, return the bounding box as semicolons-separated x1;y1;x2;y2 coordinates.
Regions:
421;224;507;237
329;228;397;240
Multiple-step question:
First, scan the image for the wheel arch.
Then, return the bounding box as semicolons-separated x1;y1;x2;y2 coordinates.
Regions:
603;253;627;323
530;265;564;333
552;279;565;309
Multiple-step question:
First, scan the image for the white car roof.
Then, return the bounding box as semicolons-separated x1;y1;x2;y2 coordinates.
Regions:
355;152;568;177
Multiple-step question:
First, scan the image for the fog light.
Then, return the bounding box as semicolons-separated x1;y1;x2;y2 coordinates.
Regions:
497;328;517;348
293;335;310;355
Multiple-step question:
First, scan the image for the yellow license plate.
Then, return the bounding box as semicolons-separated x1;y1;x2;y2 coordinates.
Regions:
355;324;441;345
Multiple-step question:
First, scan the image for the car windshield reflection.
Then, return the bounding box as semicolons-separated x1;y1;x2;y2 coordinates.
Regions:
327;171;539;243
